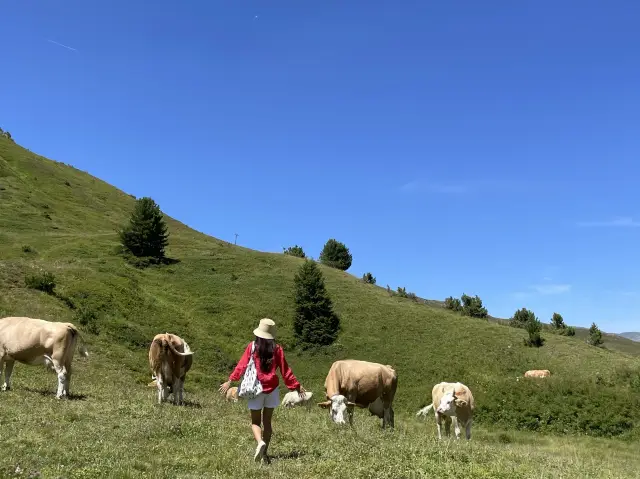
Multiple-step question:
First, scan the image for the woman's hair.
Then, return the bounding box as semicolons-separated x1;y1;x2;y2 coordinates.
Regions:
255;336;275;373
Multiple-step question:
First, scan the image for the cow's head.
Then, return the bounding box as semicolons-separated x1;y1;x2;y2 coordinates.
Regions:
436;391;467;416
317;395;356;424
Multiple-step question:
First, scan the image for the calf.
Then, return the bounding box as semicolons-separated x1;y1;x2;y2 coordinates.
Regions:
225;386;238;403
416;381;475;440
0;316;89;399
148;333;194;405
524;369;551;378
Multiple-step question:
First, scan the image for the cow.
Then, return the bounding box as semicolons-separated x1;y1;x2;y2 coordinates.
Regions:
225;386;238;403
416;381;475;440
317;359;398;429
148;333;194;405
524;369;551;378
282;390;313;409
0;316;89;399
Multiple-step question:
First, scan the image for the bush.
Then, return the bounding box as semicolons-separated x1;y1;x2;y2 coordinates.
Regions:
562;326;576;336
75;306;100;335
523;316;545;347
407;292;418;301
444;296;462;312
396;286;408;298
293;260;340;347
362;272;376;284
118;197;169;260
386;285;394;296
551;312;566;330
461;294;488;318
511;307;536;329
319;239;352;271
21;245;35;254
25;271;56;295
588;322;604;347
283;245;306;258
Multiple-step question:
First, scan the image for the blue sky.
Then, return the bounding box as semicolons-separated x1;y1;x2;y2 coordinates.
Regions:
2;1;640;333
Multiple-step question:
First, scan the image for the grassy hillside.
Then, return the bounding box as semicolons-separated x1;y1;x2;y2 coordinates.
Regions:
1;135;640;477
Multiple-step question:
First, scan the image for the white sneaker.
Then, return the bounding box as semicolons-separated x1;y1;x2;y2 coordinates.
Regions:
254;441;266;462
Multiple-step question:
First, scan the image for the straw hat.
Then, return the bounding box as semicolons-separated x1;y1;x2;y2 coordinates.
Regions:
253;318;276;340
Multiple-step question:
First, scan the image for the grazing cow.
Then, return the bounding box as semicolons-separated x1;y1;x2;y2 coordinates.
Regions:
524;369;551;378
416;381;475;440
0;316;89;399
282;390;313;409
225;386;238;403
317;359;398;429
148;333;194;405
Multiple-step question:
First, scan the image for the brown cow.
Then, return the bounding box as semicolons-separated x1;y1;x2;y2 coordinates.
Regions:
317;359;398;429
0;316;89;399
225;386;238;403
416;381;475;440
524;369;551;378
148;333;194;405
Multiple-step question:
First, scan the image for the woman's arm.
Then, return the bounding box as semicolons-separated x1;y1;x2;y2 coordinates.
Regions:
228;342;253;382
276;345;301;390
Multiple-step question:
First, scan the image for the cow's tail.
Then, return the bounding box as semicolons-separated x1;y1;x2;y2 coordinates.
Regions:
164;334;194;357
416;403;434;418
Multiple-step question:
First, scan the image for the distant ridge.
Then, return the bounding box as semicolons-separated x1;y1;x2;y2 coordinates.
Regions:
620;332;640;342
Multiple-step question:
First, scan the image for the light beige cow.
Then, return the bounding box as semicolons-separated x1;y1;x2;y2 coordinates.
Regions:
225;386;238;403
317;359;398;429
0;316;89;399
524;369;551;378
416;381;475;440
148;333;194;405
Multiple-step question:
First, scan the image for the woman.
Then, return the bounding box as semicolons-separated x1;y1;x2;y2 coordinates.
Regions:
219;318;306;463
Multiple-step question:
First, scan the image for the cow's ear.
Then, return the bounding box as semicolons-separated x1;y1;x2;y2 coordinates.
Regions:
455;399;467;408
346;401;356;407
317;401;332;409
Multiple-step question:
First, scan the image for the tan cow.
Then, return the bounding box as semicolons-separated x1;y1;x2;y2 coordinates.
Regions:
524;369;551;378
225;386;238;403
148;333;194;405
416;381;475;440
0;316;89;399
317;359;398;429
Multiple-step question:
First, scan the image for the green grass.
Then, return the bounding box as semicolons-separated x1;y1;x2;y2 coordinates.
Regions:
1;135;640;477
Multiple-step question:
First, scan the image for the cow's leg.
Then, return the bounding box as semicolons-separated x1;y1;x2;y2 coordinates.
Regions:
444;416;452;438
453;416;461;440
435;412;443;440
0;356;5;391
173;378;183;405
2;360;15;391
465;419;473;440
155;375;164;404
63;364;72;397
382;406;394;430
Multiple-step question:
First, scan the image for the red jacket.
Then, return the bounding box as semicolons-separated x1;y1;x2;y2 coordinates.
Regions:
229;342;300;394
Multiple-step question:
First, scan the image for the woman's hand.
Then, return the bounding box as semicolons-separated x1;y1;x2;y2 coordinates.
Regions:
297;385;307;400
218;380;231;395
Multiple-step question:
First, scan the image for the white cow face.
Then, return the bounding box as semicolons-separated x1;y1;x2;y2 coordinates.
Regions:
318;395;355;424
436;392;458;416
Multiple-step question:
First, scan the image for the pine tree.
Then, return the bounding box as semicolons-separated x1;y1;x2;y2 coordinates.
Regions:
551;312;566;329
118;197;169;260
319;239;352;271
588;322;604;347
293;259;340;347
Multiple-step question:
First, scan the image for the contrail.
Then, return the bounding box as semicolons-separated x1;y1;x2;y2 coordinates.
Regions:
47;39;77;52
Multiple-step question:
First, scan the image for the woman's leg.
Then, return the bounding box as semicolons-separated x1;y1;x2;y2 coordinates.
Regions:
250;408;263;443
262;407;274;453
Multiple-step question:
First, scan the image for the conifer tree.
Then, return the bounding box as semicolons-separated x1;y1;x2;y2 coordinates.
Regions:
119;197;169;260
293;259;340;347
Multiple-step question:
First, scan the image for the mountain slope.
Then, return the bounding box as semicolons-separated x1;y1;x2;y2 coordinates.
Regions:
1;136;639;441
620;332;640;342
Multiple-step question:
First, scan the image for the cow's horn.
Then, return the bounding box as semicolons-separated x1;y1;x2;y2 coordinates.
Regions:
317;400;332;408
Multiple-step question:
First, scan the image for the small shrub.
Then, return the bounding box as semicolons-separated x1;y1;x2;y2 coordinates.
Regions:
386;285;394;296
396;286;408;298
230;272;238;282
42;212;52;220
551;312;566;330
562;326;576;336
511;307;536;328
523;316;545;347
283;245;306;258
407;292;418;301
64;180;71;187
362;272;376;284
25;271;56;295
461;293;488;318
21;245;35;254
588;322;604;347
75;306;100;335
319;239;352;271
444;296;462;312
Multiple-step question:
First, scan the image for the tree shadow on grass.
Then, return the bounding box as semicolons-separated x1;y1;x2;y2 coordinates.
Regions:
23;387;88;401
